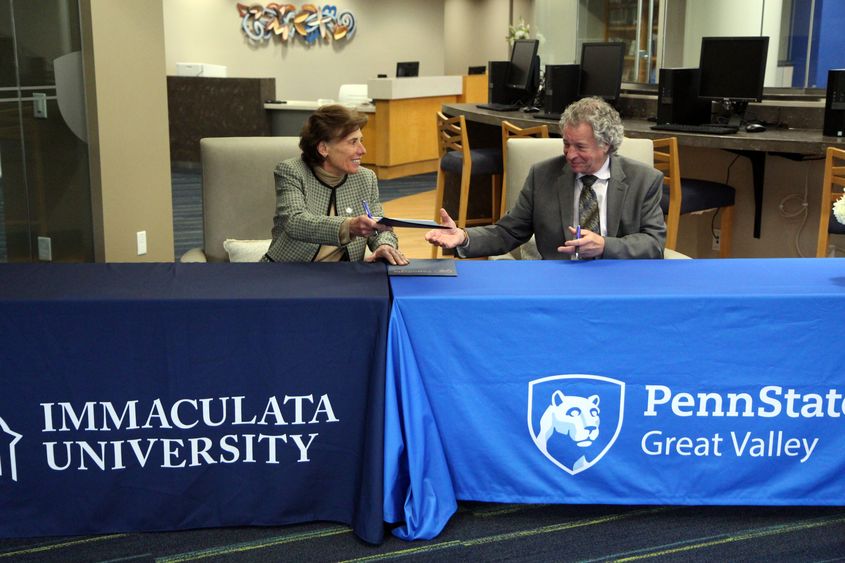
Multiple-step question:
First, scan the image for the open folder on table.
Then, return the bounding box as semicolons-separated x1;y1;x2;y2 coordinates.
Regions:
388;259;457;276
375;216;449;229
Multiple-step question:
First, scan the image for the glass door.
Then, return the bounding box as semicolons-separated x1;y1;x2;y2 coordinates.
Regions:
604;0;659;83
578;0;660;84
0;0;93;262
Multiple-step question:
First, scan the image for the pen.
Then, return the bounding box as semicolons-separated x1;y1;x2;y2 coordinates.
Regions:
362;200;373;219
574;224;581;260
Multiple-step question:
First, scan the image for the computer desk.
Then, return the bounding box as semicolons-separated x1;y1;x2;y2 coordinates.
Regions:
442;102;845;239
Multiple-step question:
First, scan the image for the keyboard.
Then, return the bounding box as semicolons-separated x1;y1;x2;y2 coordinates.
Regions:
650;123;739;135
532;112;562;121
476;103;522;112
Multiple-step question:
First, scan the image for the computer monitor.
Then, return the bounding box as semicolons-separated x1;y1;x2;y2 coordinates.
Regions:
396;61;419;78
578;42;625;105
506;39;539;94
698;36;769;125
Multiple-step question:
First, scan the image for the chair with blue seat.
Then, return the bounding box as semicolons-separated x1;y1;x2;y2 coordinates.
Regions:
653;136;734;257
816;146;845;257
431;111;502;258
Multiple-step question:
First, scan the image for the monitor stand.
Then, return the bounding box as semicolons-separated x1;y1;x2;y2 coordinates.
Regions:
717;99;749;127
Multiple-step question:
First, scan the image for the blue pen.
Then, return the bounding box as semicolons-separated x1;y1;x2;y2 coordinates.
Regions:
362;200;373;219
574;224;581;260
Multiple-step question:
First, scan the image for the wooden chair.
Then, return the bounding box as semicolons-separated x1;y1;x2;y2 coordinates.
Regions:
653;137;735;258
816;146;845;257
500;120;549;220
432;112;502;257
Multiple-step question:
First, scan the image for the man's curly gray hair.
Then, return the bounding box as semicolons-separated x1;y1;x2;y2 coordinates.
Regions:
560;97;624;154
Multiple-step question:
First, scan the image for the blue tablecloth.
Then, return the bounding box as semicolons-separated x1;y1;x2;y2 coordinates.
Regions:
384;259;845;540
0;262;389;544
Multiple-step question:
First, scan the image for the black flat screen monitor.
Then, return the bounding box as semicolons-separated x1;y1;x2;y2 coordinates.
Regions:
396;61;419;77
506;39;539;92
698;36;769;102
579;42;625;104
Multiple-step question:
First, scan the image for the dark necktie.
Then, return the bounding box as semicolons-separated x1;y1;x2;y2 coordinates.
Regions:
578;174;600;234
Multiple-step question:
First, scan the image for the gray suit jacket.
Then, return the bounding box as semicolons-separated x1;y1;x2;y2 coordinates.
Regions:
264;157;398;262
460;154;666;259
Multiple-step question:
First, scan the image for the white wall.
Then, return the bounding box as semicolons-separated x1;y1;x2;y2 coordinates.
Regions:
682;0;782;86
444;0;511;75
534;0;578;65
82;0;173;262
163;0;448;100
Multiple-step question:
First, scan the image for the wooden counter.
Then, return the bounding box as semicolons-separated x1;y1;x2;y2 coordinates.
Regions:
361;77;463;180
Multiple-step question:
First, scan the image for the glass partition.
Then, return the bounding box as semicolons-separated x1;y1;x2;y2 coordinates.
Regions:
0;0;92;263
536;0;841;91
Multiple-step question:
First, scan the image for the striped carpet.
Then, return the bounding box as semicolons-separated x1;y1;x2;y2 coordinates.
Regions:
1;503;844;561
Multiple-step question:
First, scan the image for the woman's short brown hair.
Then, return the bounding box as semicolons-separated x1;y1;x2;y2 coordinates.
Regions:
299;104;368;167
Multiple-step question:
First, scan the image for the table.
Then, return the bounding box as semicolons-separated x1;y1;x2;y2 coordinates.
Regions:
442;102;845;240
384;259;845;540
0;262;390;543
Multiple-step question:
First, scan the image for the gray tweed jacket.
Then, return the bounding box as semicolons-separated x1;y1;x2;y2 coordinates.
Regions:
264;157;399;262
459;154;666;259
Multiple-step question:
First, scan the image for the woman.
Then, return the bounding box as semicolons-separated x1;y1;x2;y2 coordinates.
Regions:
263;104;408;264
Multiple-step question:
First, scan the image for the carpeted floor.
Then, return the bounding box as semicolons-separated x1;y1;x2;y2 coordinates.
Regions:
1;502;844;562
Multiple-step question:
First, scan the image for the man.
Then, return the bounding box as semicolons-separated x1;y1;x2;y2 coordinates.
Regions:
425;97;666;259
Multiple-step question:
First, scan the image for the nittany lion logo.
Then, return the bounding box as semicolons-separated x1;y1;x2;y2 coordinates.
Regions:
528;375;624;475
0;416;22;482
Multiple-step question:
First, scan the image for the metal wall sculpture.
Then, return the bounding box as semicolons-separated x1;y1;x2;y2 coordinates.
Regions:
237;4;356;45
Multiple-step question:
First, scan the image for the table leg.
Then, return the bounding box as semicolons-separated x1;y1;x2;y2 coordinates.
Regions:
728;150;766;239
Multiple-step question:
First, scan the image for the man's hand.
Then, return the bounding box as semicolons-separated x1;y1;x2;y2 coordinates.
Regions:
558;226;605;258
424;209;466;249
349;215;391;238
365;244;409;265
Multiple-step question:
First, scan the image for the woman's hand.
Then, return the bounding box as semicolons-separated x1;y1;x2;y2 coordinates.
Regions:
348;215;391;238
424;208;466;249
366;245;409;265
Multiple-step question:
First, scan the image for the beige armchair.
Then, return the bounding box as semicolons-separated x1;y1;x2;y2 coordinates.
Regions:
501;136;689;259
181;136;301;262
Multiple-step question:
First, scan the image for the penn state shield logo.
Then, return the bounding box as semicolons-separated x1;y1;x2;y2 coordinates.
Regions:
527;375;624;475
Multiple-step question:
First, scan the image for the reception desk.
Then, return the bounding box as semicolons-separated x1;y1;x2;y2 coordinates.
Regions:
384;258;845;540
363;76;463;179
264;78;486;180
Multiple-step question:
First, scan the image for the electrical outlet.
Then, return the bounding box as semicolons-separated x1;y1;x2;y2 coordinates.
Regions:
136;231;147;256
37;236;52;261
33;93;47;119
712;228;721;251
